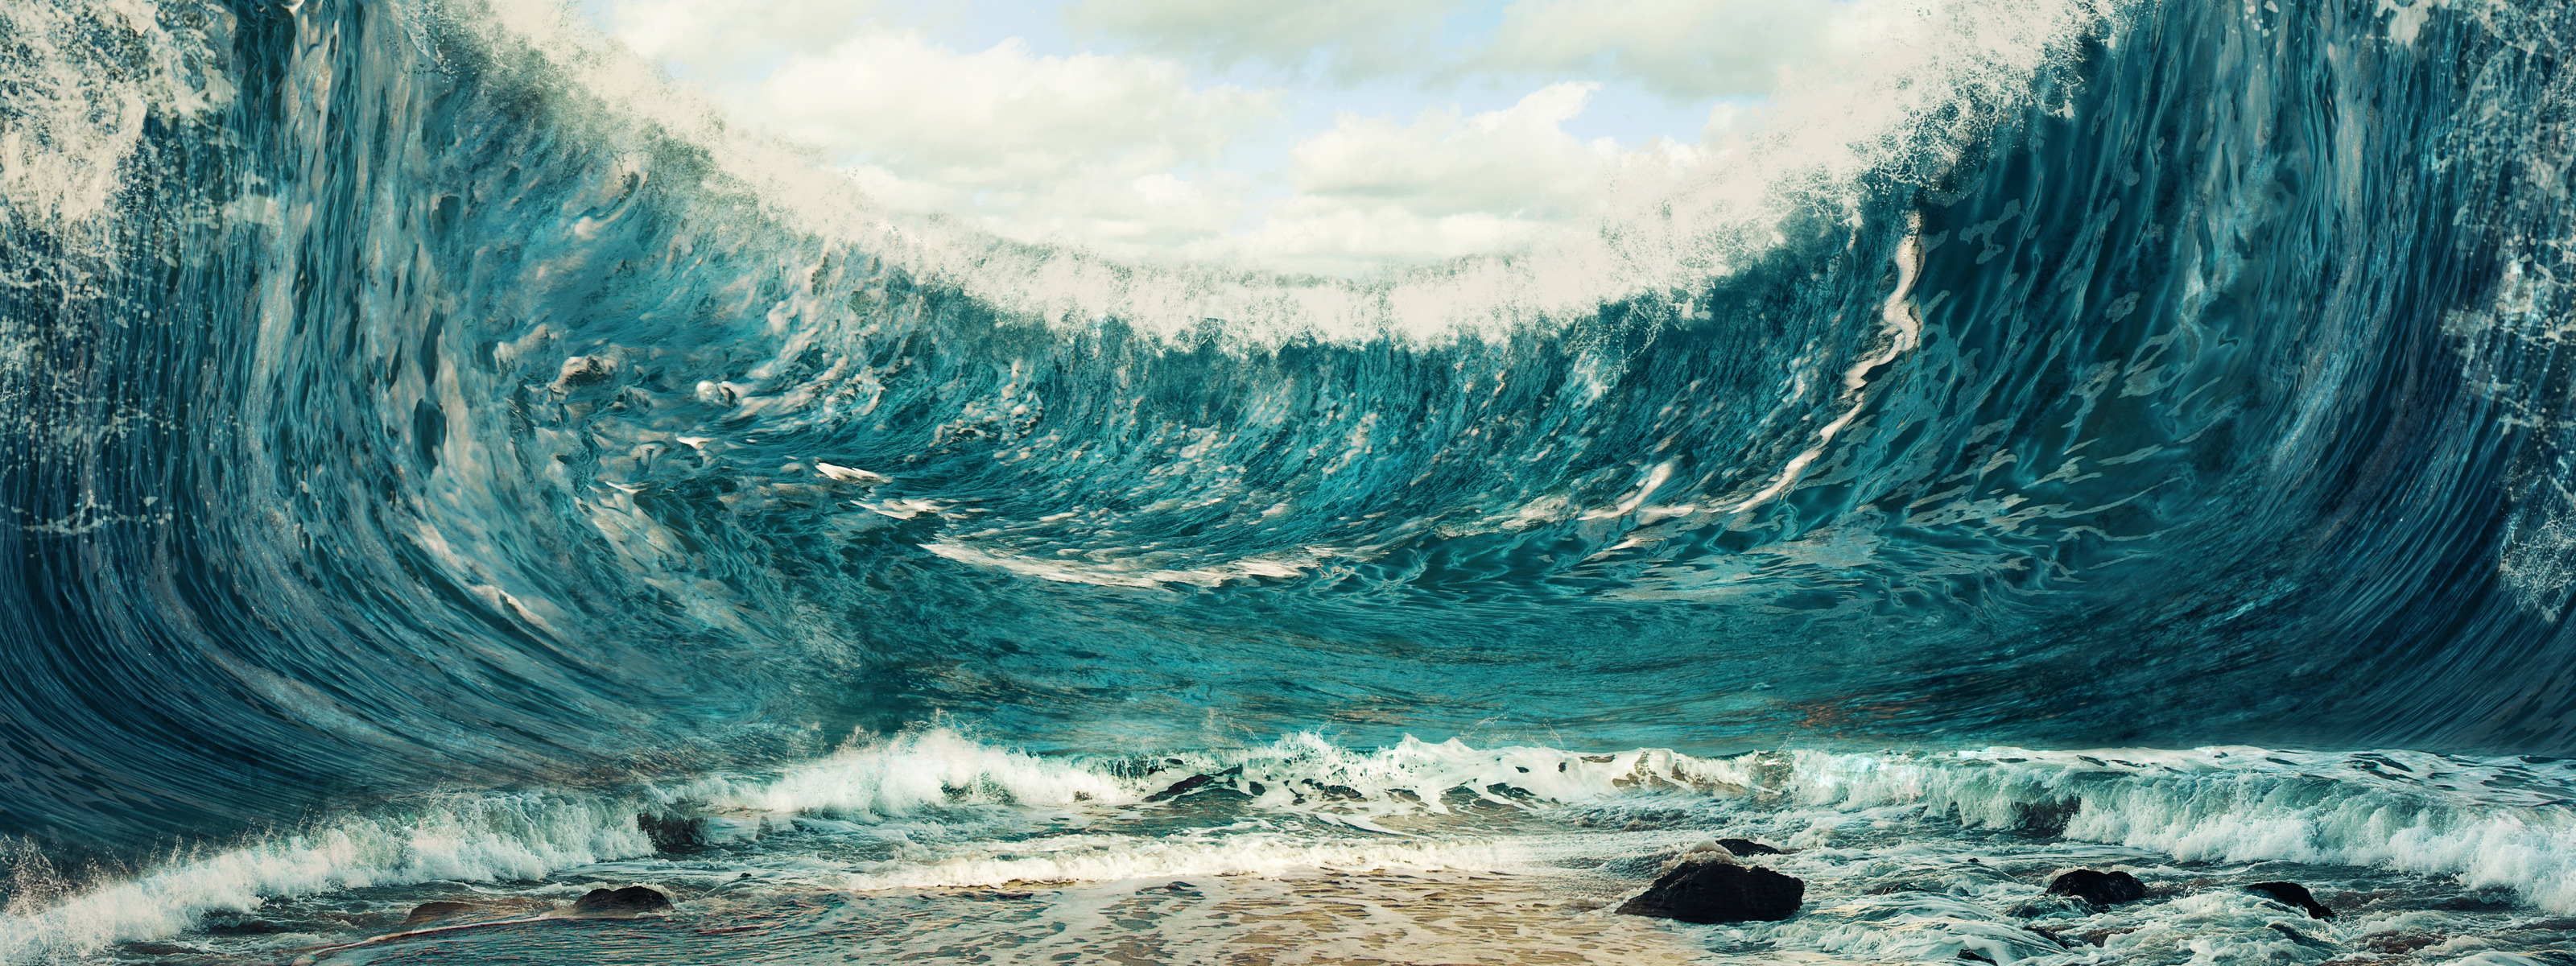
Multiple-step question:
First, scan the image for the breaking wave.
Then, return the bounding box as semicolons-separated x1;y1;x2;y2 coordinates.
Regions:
9;0;2576;960
7;729;2576;959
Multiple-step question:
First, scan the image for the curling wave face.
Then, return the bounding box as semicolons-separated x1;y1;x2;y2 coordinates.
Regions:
7;0;2576;953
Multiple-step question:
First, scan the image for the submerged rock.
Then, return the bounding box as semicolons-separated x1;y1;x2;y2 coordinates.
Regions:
2245;881;2335;919
118;943;205;956
402;901;479;924
573;886;673;915
637;811;708;852
2014;799;2082;836
1144;774;1212;802
2046;869;2149;906
1616;860;1805;923
1716;838;1788;857
2266;921;2336;948
204;919;288;935
1603;838;1790;878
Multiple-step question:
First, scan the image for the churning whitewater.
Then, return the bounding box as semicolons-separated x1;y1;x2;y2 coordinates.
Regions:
8;0;2576;961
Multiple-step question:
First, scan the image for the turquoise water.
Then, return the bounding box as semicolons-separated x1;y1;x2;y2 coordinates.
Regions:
7;0;2576;961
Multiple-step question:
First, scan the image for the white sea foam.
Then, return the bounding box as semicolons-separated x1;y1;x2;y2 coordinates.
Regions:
678;728;1133;818
1098;737;2576;915
0;1;233;237
791;730;2576;921
1769;746;2576;914
1168;732;1752;823
8;730;2574;961
0;731;1121;960
0;794;653;962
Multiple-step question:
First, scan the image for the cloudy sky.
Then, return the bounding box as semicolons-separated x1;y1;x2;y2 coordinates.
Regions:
580;0;1860;276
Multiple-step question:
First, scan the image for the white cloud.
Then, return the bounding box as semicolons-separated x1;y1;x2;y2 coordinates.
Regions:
743;34;1274;184
582;1;1748;274
857;162;1261;253
1067;0;1461;79
592;1;1281;256
1476;0;1841;99
758;34;1280;256
1288;82;1612;217
597;0;883;69
1072;0;1844;102
1203;83;1701;275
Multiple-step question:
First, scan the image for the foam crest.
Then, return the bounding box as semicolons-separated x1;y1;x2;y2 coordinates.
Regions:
1773;747;2576;913
1094;736;2576;914
0;0;231;234
683;729;1133;817
1147;733;1760;828
0;794;651;961
14;732;2575;960
0;730;1110;958
668;729;1754;830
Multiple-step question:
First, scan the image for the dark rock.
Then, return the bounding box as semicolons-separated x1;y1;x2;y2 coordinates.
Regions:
204;919;287;935
2359;932;2444;955
1300;780;1364;801
1615;860;1804;923
1616;811;1689;832
119;943;204;956
1604;840;1757;878
2244;881;2334;919
2076;927;2136;947
637;812;707;852
402;901;479;924
1716;838;1786;857
1145;774;1212;802
2265;921;2334;948
573;886;673;915
2424;890;2519;912
2046;869;2148;906
2014;799;2081;836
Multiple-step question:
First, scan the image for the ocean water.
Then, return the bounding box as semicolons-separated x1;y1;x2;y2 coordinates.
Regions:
8;0;2576;962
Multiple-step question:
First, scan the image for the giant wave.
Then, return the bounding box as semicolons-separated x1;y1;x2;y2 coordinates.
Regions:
8;0;2576;961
